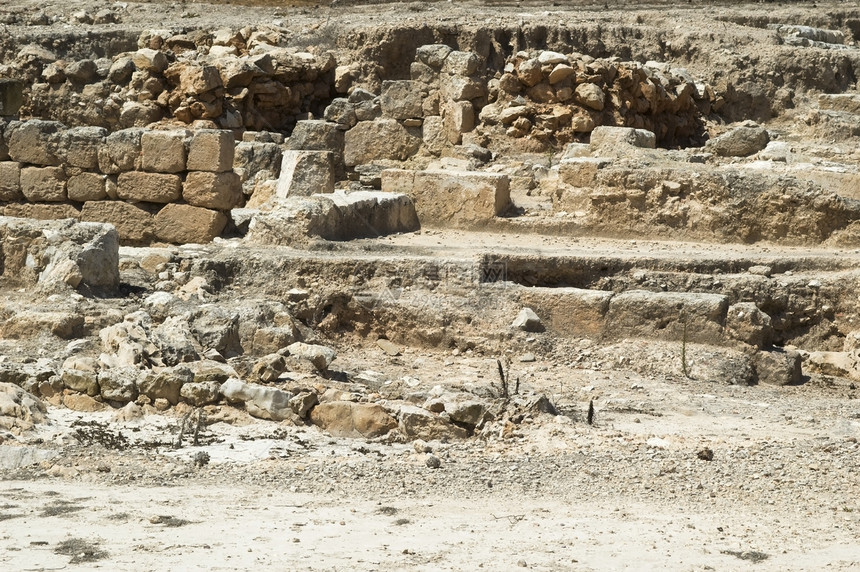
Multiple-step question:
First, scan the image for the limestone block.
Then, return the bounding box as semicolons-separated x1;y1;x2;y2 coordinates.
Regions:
4;203;80;220
380;80;424;120
21;166;66;202
382;168;510;228
141;130;188;173
590;126;656;150
442;76;486;102
706;124;769;157
344;119;421;167
186;129;234;172
98;128;144;174
154;203;227;244
62;126;107;169
221;378;293;421
275;150;334;198
416;44;452;69
754;349;802;386
81;200;155;244
442;51;479;76
309;401;397;438
575;83;605;111
0;161;22;201
183;171;242;210
422;116;446;156
558;157;611;187
67;172;107;202
287;120;344;152
131;48;168;73
7;120;64;166
605;291;728;344
117;171;181;203
444;101;475;144
517;288;613;337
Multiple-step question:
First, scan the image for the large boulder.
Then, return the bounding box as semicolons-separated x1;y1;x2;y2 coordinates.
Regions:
309;401;397;438
0;383;47;433
706;123;769;157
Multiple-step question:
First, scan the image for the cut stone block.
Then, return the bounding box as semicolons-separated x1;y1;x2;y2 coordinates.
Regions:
380;80;424;120
0;161;22;201
97;128;144;174
558;157;612;187
186;129;234;172
275;150;335;198
117;171;182;203
4;203;81;220
141;130;188;173
81;200;155;244
7;120;64;166
67;172;107;202
381;168;510;228
62;126;107;169
154;203;227;244
344;119;421;167
183;171;242;210
516;287;613;337
21;166;66;202
605;291;728;344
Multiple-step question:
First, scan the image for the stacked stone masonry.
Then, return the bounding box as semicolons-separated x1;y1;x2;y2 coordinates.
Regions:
0;118;240;244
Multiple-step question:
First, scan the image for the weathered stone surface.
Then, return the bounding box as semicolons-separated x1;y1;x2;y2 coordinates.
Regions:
309;401;397;438
443;51;480;75
416;44;452;69
6;120;64;166
754;348;802;385
61;368;100;396
391;403;470;440
511;307;544;332
97;128;144;174
275;150;334;198
726;302;773;348
190;307;241;357
183;171;242;209
20;166;66;202
2;311;83;339
246;191;419;245
287;342;336;371
180;381;221;406
234;141;282;194
344;119;421;167
141;130;188;173
706;123;769;157
81;200;155;244
517;288;612;337
67;172;107;202
575;83;605;111
380;80;424;120
548;63;576;84
63;393;106;412
3;203;81;221
605;291;728;344
0;383;47;432
154;203;227;244
381;168;510;228
289;391;318;419
186;129;234;172
517;58;543;87
131;48;168;73
444;101;476;144
98;366;140;403
62;126;107;169
117;171;182;203
221;378;293;421
287;120;344;152
558;157;611;187
0;216;119;290
138;366;191;405
323;98;357;129
0;161;22;201
589;126;656;150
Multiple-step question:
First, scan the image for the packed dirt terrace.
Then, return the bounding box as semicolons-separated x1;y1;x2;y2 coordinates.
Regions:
1;1;860;570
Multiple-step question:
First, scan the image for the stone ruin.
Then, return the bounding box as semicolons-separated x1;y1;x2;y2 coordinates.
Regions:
1;6;860;442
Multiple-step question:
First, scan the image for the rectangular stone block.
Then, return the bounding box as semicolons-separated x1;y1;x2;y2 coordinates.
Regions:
186;129;234;172
381;168;510;228
605;290;728;344
98;128;144;174
558;157;611;187
7;120;65;166
141;130;188;173
380;80;424;120
62;126;107;169
67;172;108;202
183;171;242;210
21;166;66;202
3;202;81;221
589;126;656;151
154;203;227;244
275;150;334;198
81;200;155;245
0;161;22;201
516;287;613;337
117;171;181;203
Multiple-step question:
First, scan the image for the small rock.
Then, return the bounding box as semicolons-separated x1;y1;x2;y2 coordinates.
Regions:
519;353;536;362
697;447;714;461
512;308;544;332
425;454;441;469
376;339;401;357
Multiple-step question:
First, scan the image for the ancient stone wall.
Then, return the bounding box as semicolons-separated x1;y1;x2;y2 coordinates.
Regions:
0;119;240;244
